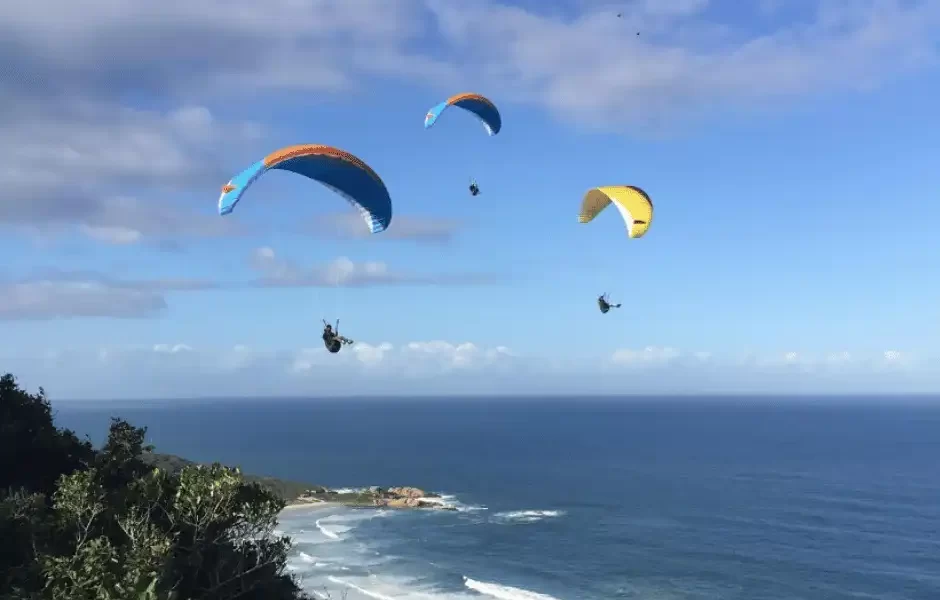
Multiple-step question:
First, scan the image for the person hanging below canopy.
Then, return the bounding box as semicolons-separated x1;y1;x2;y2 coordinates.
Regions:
322;320;354;353
598;294;622;314
422;93;499;200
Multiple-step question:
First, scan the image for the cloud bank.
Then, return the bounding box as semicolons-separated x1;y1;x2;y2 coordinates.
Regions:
0;247;498;320
2;0;937;246
2;343;934;399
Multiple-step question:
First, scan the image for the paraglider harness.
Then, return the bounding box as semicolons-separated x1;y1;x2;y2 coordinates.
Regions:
469;178;480;196
322;319;354;354
598;293;621;314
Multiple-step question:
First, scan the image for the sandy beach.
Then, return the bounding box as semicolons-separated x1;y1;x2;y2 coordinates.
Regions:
279;501;342;513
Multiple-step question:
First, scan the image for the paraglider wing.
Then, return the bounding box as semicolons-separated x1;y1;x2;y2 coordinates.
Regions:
578;185;653;239
424;93;502;136
218;144;392;234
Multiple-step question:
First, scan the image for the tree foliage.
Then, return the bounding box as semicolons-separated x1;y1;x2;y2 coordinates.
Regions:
0;373;308;600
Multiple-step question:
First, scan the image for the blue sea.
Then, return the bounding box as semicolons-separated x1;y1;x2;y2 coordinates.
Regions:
54;397;940;600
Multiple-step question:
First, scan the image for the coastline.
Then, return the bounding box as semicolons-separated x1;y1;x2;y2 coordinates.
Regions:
142;453;454;516
285;486;459;512
279;501;340;513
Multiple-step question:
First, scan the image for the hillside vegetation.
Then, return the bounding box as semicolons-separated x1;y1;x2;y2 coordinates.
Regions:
0;372;314;600
142;453;316;503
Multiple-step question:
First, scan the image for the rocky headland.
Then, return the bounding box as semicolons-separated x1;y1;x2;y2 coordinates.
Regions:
141;453;453;512
289;486;458;511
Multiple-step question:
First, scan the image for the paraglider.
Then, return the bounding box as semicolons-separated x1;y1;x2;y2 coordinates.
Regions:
578;185;653;239
218;144;393;234
219;145;388;354
322;320;354;354
424;92;502;136
598;294;622;314
424;93;500;196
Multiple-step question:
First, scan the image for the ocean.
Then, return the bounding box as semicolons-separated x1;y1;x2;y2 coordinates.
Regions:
54;397;940;600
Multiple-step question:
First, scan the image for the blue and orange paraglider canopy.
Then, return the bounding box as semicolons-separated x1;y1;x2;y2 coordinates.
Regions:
424;93;502;136
218;144;393;234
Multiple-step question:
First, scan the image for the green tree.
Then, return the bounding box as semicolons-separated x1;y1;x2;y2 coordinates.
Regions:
0;373;94;495
1;373;95;595
0;373;309;600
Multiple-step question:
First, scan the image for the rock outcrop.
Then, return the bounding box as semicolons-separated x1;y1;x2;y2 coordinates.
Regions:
386;486;426;499
291;485;457;511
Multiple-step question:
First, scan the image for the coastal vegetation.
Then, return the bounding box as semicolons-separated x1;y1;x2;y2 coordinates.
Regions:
0;372;304;599
141;452;316;504
143;454;453;511
0;372;452;599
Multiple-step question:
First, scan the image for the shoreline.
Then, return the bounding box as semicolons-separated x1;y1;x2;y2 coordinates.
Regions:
284;486;459;513
141;454;452;516
280;501;341;513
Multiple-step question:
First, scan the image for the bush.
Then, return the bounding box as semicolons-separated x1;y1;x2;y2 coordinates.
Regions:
0;373;308;600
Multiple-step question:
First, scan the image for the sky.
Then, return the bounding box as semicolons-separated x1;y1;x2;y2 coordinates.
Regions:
2;0;940;399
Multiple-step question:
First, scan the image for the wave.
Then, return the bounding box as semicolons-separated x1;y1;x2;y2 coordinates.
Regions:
316;518;340;540
464;577;562;600
328;576;398;600
417;496;448;505
492;510;565;524
285;502;569;600
420;494;487;513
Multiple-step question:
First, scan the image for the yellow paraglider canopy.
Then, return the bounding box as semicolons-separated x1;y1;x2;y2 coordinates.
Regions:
578;185;653;239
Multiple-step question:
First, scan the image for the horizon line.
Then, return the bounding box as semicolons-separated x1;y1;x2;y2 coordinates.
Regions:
52;392;940;403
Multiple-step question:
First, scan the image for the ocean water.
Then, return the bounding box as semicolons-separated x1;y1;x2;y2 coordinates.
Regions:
54;397;940;600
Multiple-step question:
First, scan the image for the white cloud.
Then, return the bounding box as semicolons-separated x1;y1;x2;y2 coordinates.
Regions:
0;272;218;320
826;351;852;364
79;225;144;245
609;346;923;375
1;0;937;251
639;0;709;17
611;345;683;366
354;342;395;366
153;344;193;354
0;102;257;245
2;0;936;135
4;343;935;400
2;340;523;398
422;0;940;130
0;248;497;321
401;341;515;372
309;213;464;244
876;349;919;371
254;246;276;261
248;247;499;287
290;340;516;376
0;280;168;320
0;0;441;98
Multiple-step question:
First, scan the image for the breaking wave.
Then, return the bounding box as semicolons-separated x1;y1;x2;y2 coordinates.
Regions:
464;577;562;600
316;518;340;540
492;510;565;524
280;497;569;600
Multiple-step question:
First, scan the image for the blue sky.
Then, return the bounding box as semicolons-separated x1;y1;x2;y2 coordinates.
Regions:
2;0;939;398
